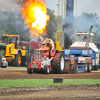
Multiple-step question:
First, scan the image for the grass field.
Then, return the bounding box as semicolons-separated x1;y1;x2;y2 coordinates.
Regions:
0;66;100;71
0;67;100;88
0;79;100;88
0;66;27;71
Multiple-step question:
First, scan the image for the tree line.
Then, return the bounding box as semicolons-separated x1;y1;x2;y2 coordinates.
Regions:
0;8;100;43
0;8;57;42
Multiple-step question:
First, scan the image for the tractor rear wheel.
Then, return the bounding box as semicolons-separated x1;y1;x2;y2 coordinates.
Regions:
13;53;22;67
51;52;65;74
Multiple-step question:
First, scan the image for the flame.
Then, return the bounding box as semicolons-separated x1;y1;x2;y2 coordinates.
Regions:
20;0;49;37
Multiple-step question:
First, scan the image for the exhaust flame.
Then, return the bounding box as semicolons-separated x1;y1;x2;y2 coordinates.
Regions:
20;0;49;37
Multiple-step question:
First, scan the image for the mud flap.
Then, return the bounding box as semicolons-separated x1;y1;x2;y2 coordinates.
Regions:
64;59;70;73
64;55;77;74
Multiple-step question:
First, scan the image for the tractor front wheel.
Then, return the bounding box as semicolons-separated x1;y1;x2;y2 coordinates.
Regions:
13;53;22;67
27;65;33;74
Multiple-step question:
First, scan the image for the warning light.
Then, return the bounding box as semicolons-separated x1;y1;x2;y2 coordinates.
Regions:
87;31;89;33
78;31;89;33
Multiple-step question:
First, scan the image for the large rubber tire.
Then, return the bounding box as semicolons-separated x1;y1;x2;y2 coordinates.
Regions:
1;66;7;68
51;52;65;74
94;66;98;70
8;62;12;66
98;65;100;69
21;56;28;67
87;63;92;72
33;68;38;73
13;53;22;67
27;65;33;74
84;64;88;72
44;65;49;74
21;51;28;67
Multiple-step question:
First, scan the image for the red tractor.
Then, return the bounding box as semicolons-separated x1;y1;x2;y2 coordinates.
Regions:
27;39;65;74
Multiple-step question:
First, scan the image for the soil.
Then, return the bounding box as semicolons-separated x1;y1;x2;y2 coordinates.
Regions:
0;68;100;100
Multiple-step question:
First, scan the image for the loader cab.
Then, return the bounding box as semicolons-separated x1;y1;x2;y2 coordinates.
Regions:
2;34;20;48
11;36;19;43
76;32;94;43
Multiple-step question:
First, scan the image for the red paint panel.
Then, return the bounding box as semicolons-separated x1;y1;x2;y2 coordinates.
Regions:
38;63;41;69
29;63;31;69
46;50;49;58
85;58;92;63
51;51;56;58
23;41;56;50
49;65;51;71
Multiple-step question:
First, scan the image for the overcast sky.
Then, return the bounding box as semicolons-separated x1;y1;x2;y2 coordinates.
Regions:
0;0;100;18
46;0;100;18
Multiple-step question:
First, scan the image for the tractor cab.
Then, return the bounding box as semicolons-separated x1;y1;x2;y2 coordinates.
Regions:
69;31;97;50
76;32;94;43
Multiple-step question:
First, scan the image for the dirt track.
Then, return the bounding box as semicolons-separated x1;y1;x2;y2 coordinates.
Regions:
0;67;100;100
0;68;100;79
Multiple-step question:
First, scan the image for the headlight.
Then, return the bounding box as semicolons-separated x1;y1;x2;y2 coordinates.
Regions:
89;50;93;54
65;49;70;54
2;58;6;61
82;50;88;54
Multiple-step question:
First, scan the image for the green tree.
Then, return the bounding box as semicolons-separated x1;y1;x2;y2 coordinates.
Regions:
46;8;57;42
76;12;100;42
77;12;99;31
0;10;30;41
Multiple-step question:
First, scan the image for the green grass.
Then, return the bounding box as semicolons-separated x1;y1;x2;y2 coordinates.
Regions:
0;66;27;71
0;79;100;88
97;69;100;71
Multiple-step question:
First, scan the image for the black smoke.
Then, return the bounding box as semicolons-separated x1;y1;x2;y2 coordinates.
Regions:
64;0;74;49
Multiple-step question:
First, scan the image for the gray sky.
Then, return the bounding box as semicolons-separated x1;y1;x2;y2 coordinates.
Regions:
46;0;100;18
0;0;100;18
0;0;19;10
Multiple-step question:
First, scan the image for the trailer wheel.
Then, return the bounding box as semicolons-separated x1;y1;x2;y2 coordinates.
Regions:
94;66;98;70
84;64;88;72
44;65;49;74
87;63;92;72
13;53;22;67
51;52;65;74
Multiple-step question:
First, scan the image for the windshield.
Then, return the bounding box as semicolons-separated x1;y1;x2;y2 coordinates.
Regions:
76;35;88;42
2;36;20;44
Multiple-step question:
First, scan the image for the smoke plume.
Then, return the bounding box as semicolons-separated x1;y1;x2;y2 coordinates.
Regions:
0;0;19;10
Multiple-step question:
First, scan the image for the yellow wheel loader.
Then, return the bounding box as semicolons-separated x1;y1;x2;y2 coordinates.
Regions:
0;34;30;67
